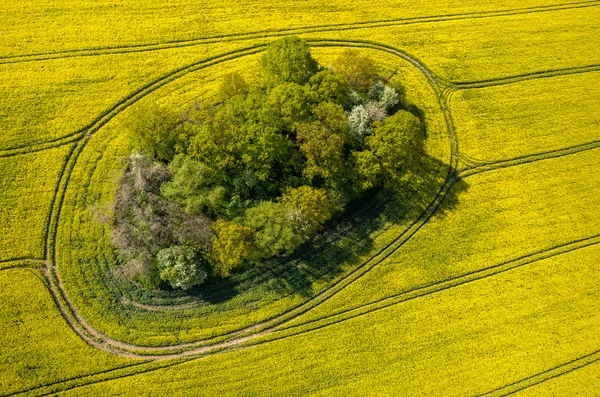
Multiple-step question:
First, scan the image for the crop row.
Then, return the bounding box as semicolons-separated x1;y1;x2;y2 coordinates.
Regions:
2;0;597;65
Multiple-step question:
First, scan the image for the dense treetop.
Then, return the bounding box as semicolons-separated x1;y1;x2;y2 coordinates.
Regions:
113;36;424;290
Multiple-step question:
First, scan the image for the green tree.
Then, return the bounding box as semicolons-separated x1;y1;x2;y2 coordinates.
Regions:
267;82;314;131
312;102;348;138
360;110;423;189
218;72;249;100
260;36;319;85
280;186;333;239
297;121;345;183
353;149;383;190
188;121;236;172
309;69;350;106
212;220;255;276
333;50;379;93
124;103;182;162
156;245;208;290
161;154;228;216
244;201;301;257
233;122;296;183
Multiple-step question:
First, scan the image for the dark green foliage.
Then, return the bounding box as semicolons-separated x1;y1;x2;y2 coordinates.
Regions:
309;70;351;106
358;110;423;190
113;36;423;290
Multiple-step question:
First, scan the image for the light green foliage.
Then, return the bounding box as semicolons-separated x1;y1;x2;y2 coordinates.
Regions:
211;219;255;276
124;103;182;162
162;154;227;216
360;110;423;189
218;72;249;101
334;49;379;92
260;36;319;85
156;245;207;290
353;149;383;190
244;201;301;257
280;186;333;239
267;82;314;131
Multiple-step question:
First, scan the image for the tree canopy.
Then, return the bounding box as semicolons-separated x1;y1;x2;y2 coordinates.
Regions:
111;36;424;290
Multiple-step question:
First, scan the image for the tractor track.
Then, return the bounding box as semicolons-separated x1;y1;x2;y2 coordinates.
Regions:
5;37;599;396
0;0;597;66
24;40;458;361
459;140;600;178
449;64;600;90
268;234;600;336
0;258;44;271
480;348;600;396
9;234;600;396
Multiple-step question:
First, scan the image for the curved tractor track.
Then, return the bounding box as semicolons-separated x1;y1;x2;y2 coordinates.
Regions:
0;0;597;66
18;38;600;358
1;0;597;156
5;40;599;397
32;39;459;361
441;66;600;175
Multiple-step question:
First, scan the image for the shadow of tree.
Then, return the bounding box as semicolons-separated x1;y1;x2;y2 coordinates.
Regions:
222;152;469;299
116;156;468;307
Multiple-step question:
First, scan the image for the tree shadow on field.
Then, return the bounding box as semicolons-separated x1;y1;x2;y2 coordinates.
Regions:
229;151;470;299
117;155;468;307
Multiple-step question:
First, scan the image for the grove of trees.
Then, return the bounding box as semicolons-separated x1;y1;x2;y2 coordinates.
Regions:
113;36;424;290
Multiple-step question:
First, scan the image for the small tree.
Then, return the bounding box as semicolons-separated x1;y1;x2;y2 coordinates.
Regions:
378;85;400;111
156;245;207;290
309;69;350;106
260;36;319;85
364;101;387;122
333;50;379;93
267;82;314;131
212;220;255;276
363;110;423;189
347;105;371;143
353;149;383;190
161;154;227;216
218;72;249;100
244;201;301;257
280;186;333;239
297;121;345;183
124;103;182;162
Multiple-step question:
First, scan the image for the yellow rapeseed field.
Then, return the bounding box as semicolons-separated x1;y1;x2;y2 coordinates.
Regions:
0;0;598;395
